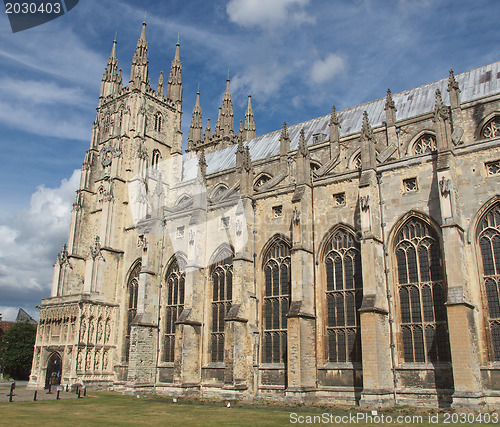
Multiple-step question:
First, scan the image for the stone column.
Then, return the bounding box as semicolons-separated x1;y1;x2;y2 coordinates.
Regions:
223;197;255;392
358;170;394;407
173;191;207;392
286;183;317;401
435;151;484;408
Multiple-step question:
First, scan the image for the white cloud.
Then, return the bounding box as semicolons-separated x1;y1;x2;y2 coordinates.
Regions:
231;62;292;99
0;170;80;319
226;0;314;28
310;53;345;84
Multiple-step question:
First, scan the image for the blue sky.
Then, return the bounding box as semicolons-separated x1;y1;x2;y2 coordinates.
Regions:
0;0;499;321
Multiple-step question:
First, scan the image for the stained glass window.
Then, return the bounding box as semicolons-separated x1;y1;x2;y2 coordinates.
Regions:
263;239;291;363
125;261;141;362
163;256;186;363
477;202;500;361
395;219;451;363
324;228;362;363
211;249;233;363
481;117;500;139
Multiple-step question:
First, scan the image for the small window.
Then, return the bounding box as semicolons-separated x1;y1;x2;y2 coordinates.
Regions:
154;112;163;132
413;134;437;155
310;161;321;171
333;192;346;206
481;117;500;139
220;217;230;229
485;160;500;176
152;149;161;168
272;205;283;218
176;226;185;239
254;174;272;189
403;178;418;192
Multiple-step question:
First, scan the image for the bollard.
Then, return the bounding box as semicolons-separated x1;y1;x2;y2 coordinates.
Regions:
66;384;69;392
33;391;37;401
47;384;52;394
75;386;79;395
83;388;86;397
78;389;81;398
57;390;60;400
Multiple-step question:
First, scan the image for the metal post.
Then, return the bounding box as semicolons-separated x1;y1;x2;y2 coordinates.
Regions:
47;384;52;394
83;388;86;397
78;389;81;398
57;390;60;400
33;390;37;401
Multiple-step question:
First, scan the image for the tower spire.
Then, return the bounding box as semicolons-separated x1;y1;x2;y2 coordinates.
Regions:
100;38;121;100
219;78;234;137
167;41;183;106
243;94;256;141
188;91;203;151
130;21;149;90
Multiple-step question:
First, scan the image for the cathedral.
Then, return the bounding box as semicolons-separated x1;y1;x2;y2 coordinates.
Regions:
29;22;500;408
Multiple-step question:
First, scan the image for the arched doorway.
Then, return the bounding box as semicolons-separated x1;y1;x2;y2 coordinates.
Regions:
45;352;62;389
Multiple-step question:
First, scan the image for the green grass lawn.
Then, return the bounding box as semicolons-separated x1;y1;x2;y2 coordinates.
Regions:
0;391;498;426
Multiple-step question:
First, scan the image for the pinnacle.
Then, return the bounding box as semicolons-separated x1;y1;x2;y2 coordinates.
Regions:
140;21;146;41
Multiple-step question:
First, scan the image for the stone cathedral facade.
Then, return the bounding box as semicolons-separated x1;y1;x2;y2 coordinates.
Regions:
29;23;500;408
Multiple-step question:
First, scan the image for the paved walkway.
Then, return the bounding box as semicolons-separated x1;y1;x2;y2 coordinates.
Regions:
0;383;85;403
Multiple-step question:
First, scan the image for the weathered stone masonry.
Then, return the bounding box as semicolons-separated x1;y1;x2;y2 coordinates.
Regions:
29;22;500;409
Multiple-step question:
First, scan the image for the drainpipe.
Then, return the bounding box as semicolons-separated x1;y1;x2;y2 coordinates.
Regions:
376;171;398;405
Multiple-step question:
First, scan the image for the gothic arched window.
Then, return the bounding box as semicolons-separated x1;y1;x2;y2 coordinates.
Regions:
263;238;291;363
154;112;163;132
210;249;233;363
413;134;437;155
152;149;160;169
394;218;451;363
324;228;363;363
125;261;141;362
163;256;186;363
477;202;500;361
353;153;362;170
481;117;500;139
254;174;272;190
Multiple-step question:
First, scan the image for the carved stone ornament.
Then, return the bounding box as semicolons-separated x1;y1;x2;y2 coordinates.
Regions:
360;195;370;211
236;219;243;236
57;244;71;267
101;145;114;167
137;235;148;251
292;207;301;225
188;229;195;245
439;176;451;196
89;236;105;261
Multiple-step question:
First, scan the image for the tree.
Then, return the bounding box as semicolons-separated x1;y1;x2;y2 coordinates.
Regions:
0;322;37;380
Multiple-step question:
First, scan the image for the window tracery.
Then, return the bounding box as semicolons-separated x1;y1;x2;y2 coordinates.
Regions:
163;256;186;363
394;218;451;363
413;134;437;155
263;239;291;363
481;117;500;139
210;249;233;363
478;202;500;360
324;228;363;363
125;262;141;362
254;174;271;189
